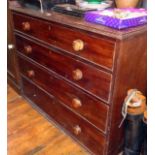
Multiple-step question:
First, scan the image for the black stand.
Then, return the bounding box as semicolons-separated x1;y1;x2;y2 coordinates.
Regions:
123;114;145;155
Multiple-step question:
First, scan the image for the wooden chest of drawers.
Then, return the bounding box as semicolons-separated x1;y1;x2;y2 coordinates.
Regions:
10;7;146;155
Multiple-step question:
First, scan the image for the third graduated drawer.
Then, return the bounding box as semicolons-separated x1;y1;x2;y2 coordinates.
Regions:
18;56;109;133
13;12;116;71
16;35;112;103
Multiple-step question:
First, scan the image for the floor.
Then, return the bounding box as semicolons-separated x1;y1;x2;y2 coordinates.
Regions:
7;85;89;155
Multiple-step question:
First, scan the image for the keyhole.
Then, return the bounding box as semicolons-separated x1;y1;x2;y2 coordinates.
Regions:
48;51;52;55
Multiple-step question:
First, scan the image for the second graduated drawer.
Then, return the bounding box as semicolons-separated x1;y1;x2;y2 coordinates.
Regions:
13;12;115;70
16;35;112;102
18;56;109;133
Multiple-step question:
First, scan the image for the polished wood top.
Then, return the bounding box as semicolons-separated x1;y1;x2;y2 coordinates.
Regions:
9;5;147;40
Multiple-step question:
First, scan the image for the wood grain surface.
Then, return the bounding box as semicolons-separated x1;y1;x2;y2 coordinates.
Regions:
10;6;147;40
7;9;20;92
8;85;89;155
9;5;146;155
18;54;112;103
20;62;109;133
13;14;115;70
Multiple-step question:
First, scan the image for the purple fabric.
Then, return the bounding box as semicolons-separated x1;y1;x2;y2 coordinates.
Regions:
84;9;147;29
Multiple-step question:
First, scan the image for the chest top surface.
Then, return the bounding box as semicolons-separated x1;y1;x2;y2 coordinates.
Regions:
10;6;147;40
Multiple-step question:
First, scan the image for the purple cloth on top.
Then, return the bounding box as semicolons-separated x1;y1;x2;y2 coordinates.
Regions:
84;8;147;29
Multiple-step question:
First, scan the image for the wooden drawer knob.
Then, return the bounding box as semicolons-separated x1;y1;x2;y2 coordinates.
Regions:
27;70;35;78
72;69;83;81
72;98;82;108
33;94;37;97
24;45;32;54
72;39;84;52
73;125;81;135
22;22;31;31
8;44;15;50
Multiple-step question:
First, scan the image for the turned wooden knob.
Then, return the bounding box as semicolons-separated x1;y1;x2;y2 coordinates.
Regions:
24;45;32;54
72;98;82;108
72;69;83;81
8;44;15;50
72;39;84;52
73;125;81;135
27;70;35;78
22;22;31;31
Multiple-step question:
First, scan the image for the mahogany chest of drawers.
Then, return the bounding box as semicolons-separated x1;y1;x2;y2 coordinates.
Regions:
10;6;146;155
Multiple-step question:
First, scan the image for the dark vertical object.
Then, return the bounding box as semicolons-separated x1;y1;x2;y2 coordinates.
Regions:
124;114;145;155
142;0;147;9
123;90;146;155
143;110;147;155
143;123;147;155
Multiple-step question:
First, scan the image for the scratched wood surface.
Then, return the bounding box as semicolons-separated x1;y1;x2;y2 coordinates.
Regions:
7;86;89;155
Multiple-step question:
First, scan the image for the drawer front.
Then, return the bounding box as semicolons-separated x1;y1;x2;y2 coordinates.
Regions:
13;13;115;70
22;77;106;155
16;35;112;102
18;57;109;133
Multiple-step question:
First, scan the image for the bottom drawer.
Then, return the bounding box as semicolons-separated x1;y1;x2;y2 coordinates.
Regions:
22;77;106;155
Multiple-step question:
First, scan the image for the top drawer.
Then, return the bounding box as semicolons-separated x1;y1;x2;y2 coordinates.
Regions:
13;13;116;70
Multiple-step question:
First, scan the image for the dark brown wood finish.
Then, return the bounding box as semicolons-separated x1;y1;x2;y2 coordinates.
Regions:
10;6;146;40
13;13;116;71
10;5;147;155
16;35;112;102
7;9;20;93
22;77;106;155
18;56;109;133
106;32;147;155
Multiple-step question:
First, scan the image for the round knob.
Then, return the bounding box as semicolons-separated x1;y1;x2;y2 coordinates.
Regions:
72;98;82;108
72;69;83;81
27;70;35;78
22;22;31;31
33;94;37;97
24;45;32;54
73;125;81;135
72;39;84;52
8;44;15;50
